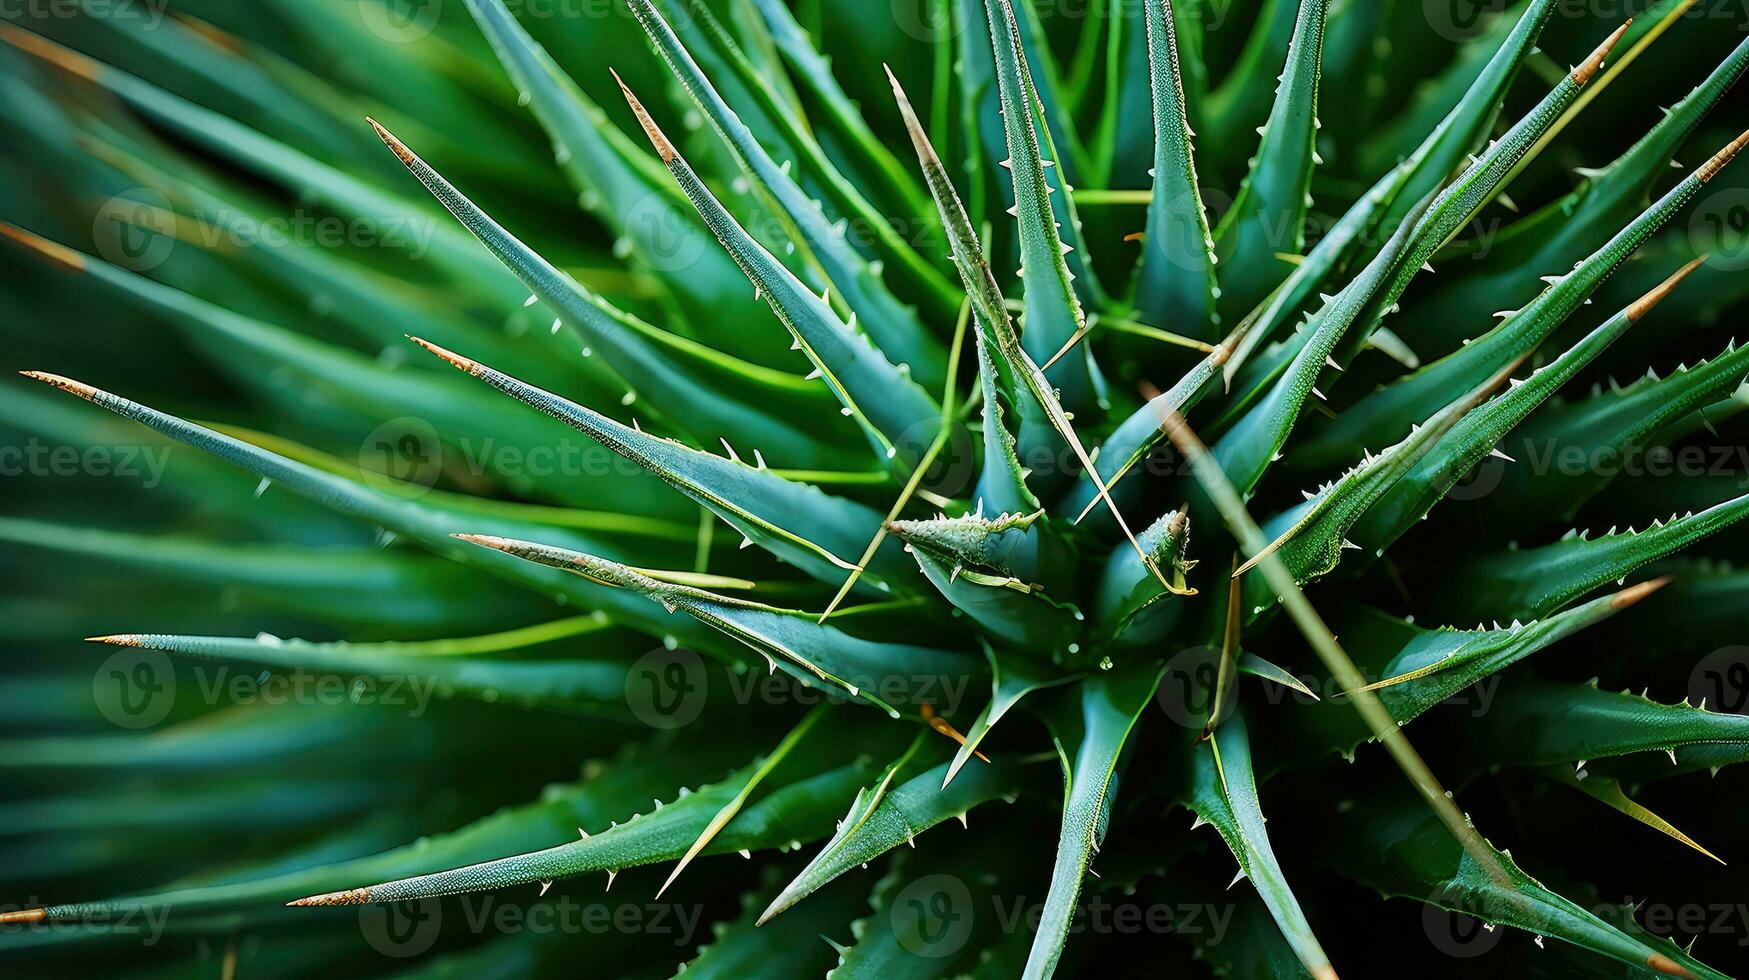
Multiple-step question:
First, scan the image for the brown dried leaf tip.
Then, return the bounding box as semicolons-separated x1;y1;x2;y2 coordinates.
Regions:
921;703;991;763
87;635;145;647
1610;576;1672;610
366;117;419;167
1697;128;1749;184
1572;20;1632;84
610;68;677;164
287;887;373;908
408;336;483;375
19;371;99;401
0;221;87;272
1627;258;1706;322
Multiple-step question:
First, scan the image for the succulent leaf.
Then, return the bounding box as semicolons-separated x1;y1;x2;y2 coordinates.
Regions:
7;4;1748;975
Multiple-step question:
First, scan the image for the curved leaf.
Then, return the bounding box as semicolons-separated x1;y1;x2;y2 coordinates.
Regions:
457;533;979;715
1024;666;1163;979
760;751;1019;924
626;0;950;390
364;119;864;470
612;73;943;466
1187;711;1332;978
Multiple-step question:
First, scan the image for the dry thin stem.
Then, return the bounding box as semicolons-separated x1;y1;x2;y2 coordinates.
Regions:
1159;409;1508;886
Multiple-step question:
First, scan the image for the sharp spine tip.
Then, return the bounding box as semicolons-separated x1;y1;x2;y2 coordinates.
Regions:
452;533;508;551
18;370;98;400
1646;953;1697;978
1697;128;1749;183
1572;19;1632;84
365;117;417;167
86;634;143;646
287;887;371;908
1611;576;1672;609
408;336;481;374
611;68;676;164
0;220;87;271
1629;256;1707;321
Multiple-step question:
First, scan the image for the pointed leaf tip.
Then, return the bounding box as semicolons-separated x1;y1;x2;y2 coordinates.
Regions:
1698;127;1749;183
452;532;514;551
1628;257;1706;322
0;21;102;82
287;887;373;908
610;68;676;164
0;220;87;271
0;908;46;924
85;635;143;646
1647;952;1697;978
1573;19;1632;84
408;336;482;375
18;370;98;401
365;117;417;167
1610;576;1672;609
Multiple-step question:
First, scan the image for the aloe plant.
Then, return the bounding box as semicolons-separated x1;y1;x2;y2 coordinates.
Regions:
2;0;1748;976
